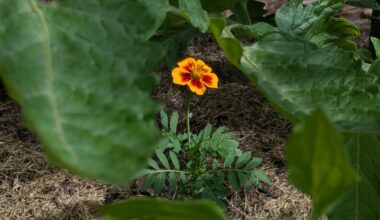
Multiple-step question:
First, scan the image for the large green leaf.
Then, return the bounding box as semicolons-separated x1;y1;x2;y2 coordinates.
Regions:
239;31;380;133
0;0;169;185
347;0;380;9
230;0;266;25
328;135;380;220
287;110;357;219
179;0;209;33
275;0;344;37
100;198;227;220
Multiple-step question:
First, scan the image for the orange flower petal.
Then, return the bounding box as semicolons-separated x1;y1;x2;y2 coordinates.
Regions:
172;67;191;85
196;59;212;74
177;57;196;73
188;80;206;95
201;73;218;88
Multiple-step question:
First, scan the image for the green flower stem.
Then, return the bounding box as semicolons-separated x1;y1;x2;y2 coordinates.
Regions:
185;91;193;148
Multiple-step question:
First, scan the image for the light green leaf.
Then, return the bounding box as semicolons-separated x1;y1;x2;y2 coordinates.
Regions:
244;157;262;170
156;149;170;170
0;0;169;185
223;152;235;167
169;151;180;170
236;152;251;168
179;0;209;33
371;37;380;59
170;111;179;134
252;170;272;186
347;0;380;9
209;17;243;66
328;135;380;220
148;159;160;170
287;110;357;219
101;198;227;220
160;110;169;130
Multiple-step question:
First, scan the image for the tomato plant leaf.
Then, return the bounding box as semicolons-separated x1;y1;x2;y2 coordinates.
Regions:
287;110;357;219
101;198;227;220
0;0;169;185
328;135;380;220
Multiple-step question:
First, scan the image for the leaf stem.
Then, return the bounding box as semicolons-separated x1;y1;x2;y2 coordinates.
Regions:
185;90;193;148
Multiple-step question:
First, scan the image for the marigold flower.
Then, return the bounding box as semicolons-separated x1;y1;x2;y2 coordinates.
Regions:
171;57;218;95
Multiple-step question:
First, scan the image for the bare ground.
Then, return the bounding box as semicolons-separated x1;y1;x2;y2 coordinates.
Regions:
0;5;372;220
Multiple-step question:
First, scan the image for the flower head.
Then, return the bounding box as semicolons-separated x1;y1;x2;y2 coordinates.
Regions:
171;57;218;95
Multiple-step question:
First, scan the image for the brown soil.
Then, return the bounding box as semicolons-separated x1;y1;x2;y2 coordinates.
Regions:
0;5;372;220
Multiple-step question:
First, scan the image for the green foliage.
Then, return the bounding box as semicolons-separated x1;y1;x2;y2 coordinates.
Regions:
101;198;227;220
140;111;270;209
0;0;169;185
346;0;380;9
287;110;357;219
328;135;380;220
230;0;267;25
179;0;209;33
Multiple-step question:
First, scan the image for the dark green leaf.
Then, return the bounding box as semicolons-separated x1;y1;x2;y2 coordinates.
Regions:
201;0;242;12
230;0;266;25
228;172;241;191
101;198;227;220
156;149;170;169
328;135;380;220
180;172;187;182
179;0;209;33
347;0;380;9
141;174;155;192
287;110;357;219
238;172;249;188
0;0;169;185
153;173;166;194
168;172;177;192
169;151;180;170
170;112;179;134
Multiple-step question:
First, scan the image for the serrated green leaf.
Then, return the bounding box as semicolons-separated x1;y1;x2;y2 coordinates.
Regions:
253;170;272;186
203;123;212;139
153;173;166;195
347;0;380;9
236;152;251;168
148;159;160;170
238;172;249;188
0;0;169;185
160;110;169;130
101;198;227;220
228;172;241;191
141;174;155;192
212;126;225;137
244;157;262;170
169;151;180;170
156;149;170;170
223;152;235;168
287;110;357;219
168;172;177;192
179;0;209;33
328;135;380;220
170;111;179;134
